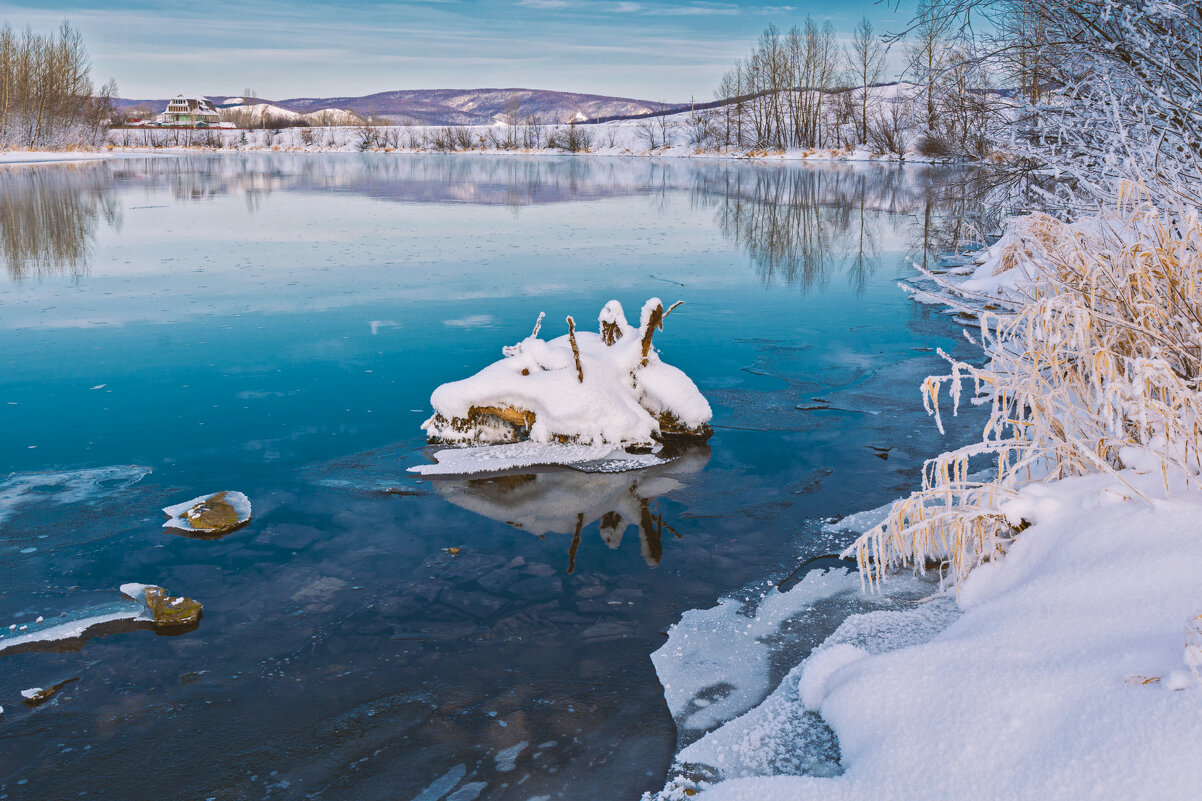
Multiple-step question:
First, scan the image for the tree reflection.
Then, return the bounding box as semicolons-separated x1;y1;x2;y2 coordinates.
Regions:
0;164;119;281
907;168;1005;269
690;163;942;293
0;154;998;294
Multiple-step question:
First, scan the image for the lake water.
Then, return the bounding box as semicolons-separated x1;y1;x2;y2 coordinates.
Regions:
0;154;984;800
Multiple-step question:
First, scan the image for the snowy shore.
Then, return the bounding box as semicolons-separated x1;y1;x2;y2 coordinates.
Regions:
94;116;960;164
648;209;1202;800
7;115;968;165
652;469;1202;800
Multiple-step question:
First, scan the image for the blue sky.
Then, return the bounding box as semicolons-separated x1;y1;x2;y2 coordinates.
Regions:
0;1;913;101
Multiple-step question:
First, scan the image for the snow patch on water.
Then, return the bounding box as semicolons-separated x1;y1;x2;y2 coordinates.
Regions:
493;740;527;772
0;465;151;525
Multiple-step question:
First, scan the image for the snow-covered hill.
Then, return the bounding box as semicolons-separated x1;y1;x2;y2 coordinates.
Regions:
115;88;673;127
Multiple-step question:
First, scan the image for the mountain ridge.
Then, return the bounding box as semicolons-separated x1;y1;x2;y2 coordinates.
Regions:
116;88;676;126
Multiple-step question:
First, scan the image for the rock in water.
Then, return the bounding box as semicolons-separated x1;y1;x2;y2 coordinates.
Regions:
141;586;204;627
183;492;241;531
21;677;79;707
163;490;252;537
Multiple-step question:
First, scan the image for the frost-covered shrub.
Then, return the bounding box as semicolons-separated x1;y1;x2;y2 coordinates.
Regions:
867;104;908;157
916;133;953;159
851;195;1202;586
422;299;713;449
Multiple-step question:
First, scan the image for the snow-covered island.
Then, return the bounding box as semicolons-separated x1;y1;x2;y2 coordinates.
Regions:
412;298;712;476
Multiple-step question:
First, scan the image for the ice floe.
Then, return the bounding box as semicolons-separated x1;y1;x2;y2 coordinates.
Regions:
410;441;670;476
651;568;865;734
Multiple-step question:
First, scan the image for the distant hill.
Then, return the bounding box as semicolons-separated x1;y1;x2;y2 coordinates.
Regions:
116;88;675;126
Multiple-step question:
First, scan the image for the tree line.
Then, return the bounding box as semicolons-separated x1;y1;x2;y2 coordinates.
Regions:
707;0;1200;208
0;22;115;149
935;0;1201;209
704;14;995;159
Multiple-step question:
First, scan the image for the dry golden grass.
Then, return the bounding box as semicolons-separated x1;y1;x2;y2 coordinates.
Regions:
1187;614;1202;680
851;190;1202;587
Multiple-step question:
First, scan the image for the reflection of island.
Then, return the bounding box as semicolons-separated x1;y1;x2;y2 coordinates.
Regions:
431;446;710;570
0;163;120;281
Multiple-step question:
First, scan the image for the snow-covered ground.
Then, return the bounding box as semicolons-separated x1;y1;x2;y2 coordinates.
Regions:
102;120;940;162
0;149;178;166
648;466;1202;800
645;209;1202;800
101;85;961;164
0;150;135;165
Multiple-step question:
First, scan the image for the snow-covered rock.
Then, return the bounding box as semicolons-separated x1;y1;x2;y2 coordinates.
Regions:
0;584;204;656
418;299;712;463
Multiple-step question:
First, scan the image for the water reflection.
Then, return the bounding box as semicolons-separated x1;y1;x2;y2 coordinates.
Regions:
3;154;991;293
0;152;995;801
0;163;120;281
909;169;1006;268
687;165;990;293
432;446;710;571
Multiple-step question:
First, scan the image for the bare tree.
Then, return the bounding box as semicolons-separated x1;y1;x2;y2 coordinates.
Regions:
0;21;113;148
636;115;660;150
907;12;950;136
502;92;522;149
846;16;887;144
912;0;1202;207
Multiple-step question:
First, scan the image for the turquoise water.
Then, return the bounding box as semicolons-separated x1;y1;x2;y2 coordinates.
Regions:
0;154;982;800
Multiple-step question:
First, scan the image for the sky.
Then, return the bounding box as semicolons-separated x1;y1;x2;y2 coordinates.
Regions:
0;1;914;102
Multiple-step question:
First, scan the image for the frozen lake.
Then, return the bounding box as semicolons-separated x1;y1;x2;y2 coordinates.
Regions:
0;154;984;800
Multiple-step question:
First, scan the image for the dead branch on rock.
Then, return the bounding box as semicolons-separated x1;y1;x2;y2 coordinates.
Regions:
566;315;584;382
640;300;684;366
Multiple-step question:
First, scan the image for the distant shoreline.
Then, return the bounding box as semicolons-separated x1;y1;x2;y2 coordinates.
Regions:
5;142;964;168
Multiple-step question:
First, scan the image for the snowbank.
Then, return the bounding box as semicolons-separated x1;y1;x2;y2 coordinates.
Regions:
656;469;1202;801
0;150;161;166
417;299;711;462
650;204;1202;800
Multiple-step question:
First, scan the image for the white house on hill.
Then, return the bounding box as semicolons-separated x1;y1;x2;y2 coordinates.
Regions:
156;95;222;127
